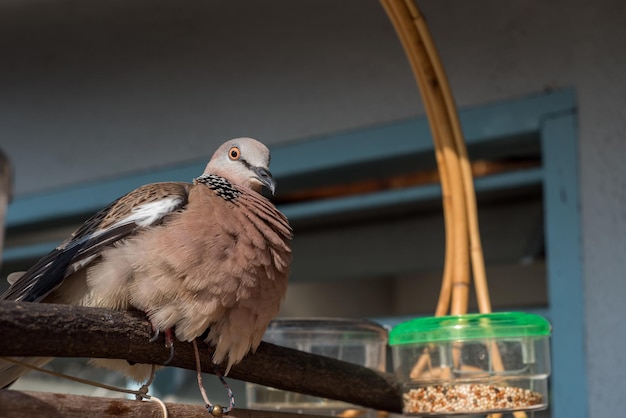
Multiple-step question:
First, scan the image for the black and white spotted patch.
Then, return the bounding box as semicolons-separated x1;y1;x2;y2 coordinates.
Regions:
195;174;242;201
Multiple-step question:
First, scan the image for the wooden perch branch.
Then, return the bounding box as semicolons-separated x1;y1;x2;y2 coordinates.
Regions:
0;301;402;413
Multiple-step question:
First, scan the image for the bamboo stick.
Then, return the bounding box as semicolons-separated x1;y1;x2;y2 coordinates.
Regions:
410;0;470;316
379;0;454;318
408;2;492;314
390;0;471;314
380;0;470;316
380;0;459;383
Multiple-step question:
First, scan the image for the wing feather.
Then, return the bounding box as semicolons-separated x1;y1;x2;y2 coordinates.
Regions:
1;182;190;302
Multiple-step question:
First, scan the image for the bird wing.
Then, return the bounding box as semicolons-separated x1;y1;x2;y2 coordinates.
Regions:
1;182;191;302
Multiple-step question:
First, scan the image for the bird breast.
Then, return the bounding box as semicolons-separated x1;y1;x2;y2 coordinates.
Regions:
86;182;292;370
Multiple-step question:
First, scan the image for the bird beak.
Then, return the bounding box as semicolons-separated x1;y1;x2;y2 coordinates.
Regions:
252;167;277;195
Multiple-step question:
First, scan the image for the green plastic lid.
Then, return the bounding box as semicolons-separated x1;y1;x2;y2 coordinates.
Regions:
389;312;551;345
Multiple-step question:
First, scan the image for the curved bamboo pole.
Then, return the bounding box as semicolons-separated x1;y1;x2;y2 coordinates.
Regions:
380;0;470;316
408;4;492;314
379;0;454;317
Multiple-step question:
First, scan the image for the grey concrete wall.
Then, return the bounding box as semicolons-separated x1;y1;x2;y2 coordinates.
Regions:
1;0;625;415
419;3;626;416
0;0;418;194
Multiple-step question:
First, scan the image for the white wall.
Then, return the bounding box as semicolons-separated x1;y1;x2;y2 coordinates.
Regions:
1;0;625;416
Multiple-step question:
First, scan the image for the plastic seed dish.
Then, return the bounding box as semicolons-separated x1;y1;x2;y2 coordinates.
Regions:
389;312;551;415
246;318;388;417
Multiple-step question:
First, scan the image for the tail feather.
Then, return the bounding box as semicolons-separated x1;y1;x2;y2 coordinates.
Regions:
1;246;81;302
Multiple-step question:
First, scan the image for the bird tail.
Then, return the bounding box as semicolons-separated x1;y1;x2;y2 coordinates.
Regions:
0;356;52;388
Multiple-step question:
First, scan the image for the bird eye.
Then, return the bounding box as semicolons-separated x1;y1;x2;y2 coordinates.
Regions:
228;146;240;161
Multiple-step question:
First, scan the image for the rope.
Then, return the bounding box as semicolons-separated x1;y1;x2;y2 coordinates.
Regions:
1;356;168;418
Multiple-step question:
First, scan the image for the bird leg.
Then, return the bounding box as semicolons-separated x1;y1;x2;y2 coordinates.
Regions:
192;339;235;416
162;329;175;365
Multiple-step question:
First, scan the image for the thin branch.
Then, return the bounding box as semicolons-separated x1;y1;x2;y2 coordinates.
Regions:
0;390;335;418
0;301;402;413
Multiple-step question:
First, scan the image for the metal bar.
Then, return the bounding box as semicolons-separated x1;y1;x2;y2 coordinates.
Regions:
541;111;587;418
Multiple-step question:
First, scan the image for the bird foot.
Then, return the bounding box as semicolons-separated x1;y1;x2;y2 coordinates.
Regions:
164;339;175;365
149;323;175;365
212;363;235;414
149;328;160;343
163;328;174;348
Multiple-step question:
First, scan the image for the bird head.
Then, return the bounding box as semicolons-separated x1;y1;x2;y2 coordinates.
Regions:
204;137;277;195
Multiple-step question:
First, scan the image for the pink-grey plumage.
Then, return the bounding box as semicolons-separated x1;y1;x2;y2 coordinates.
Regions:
0;137;292;386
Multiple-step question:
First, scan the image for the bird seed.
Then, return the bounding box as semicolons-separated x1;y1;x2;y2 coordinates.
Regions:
403;383;543;415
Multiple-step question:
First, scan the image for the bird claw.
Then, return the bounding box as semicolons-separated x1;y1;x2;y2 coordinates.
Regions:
148;322;175;364
213;363;235;414
149;329;160;343
163;342;175;365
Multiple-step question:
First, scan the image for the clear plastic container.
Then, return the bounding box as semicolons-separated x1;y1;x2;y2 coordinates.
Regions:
246;318;388;416
389;312;551;416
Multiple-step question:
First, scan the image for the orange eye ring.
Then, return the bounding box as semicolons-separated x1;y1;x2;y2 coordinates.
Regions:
228;146;240;161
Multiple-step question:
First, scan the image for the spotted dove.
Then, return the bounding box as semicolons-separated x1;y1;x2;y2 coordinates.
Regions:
0;137;293;387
